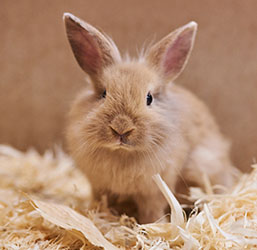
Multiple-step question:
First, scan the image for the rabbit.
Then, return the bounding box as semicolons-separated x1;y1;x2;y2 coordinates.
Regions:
63;13;237;224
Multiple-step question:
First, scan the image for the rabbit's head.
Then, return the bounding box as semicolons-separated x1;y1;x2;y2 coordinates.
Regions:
64;13;197;166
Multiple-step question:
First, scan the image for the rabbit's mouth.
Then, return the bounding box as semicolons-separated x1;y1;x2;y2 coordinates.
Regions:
104;137;136;152
111;140;135;151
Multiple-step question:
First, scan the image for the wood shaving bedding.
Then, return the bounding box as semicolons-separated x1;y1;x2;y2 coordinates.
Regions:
0;145;256;249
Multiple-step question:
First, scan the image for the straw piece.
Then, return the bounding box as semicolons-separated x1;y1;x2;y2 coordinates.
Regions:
153;174;184;226
30;198;119;250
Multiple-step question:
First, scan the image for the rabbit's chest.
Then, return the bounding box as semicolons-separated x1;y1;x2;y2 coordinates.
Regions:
86;156;179;196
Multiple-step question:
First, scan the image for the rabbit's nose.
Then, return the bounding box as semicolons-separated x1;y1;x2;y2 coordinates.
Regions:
109;114;135;142
109;126;134;142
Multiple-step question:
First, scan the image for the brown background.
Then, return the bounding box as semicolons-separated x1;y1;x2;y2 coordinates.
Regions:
1;0;256;171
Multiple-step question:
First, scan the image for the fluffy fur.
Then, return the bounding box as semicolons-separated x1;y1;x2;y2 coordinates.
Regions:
64;13;236;223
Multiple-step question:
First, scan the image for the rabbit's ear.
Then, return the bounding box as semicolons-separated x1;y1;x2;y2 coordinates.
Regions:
146;22;197;82
63;13;121;90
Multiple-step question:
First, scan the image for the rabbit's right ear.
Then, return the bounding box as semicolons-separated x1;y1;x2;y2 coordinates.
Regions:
146;22;197;83
63;13;121;91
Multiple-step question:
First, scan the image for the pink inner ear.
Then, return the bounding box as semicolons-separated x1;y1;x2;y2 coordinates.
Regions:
73;30;102;74
163;29;194;78
66;18;102;75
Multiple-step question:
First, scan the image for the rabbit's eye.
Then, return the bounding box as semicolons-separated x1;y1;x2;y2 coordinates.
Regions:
102;90;106;98
146;92;153;106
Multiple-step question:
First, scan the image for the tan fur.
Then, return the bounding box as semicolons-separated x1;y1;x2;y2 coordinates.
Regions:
65;14;237;223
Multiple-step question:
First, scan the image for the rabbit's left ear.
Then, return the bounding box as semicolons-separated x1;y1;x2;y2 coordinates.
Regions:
63;13;121;92
146;22;197;82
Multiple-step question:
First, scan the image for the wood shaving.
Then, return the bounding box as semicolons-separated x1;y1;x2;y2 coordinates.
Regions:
0;145;256;249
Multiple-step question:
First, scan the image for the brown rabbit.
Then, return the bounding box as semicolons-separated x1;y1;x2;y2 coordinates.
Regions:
64;13;236;223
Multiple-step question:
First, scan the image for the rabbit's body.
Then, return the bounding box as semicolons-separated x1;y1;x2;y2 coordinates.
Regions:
64;14;236;223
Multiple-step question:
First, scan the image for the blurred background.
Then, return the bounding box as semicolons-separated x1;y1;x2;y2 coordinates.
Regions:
0;0;256;172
